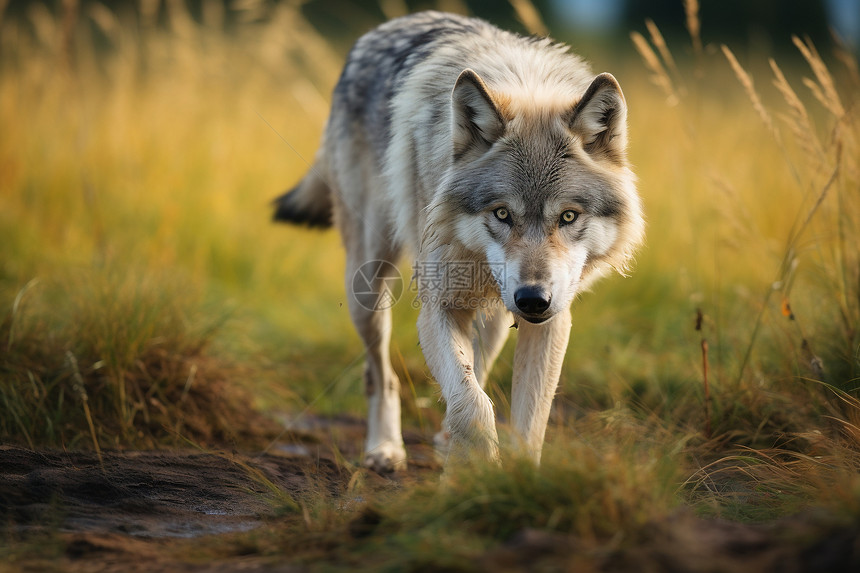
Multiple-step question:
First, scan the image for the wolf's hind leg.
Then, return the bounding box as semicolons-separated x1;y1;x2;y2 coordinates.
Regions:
345;256;407;473
473;305;512;388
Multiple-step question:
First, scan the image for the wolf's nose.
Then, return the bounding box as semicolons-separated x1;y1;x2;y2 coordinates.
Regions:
514;286;551;315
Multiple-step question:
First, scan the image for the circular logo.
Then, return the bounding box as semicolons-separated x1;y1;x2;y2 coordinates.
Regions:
351;260;403;311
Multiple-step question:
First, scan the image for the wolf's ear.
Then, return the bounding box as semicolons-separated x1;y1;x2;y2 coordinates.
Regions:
570;73;628;163
451;69;505;161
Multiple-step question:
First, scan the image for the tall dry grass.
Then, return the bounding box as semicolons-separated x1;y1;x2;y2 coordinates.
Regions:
0;0;859;541
0;0;352;447
630;2;860;519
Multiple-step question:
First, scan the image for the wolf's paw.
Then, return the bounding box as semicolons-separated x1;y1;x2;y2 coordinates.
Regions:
363;441;407;473
443;430;501;467
433;430;451;464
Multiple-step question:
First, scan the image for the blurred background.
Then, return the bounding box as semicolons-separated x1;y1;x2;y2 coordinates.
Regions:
5;0;858;48
0;0;858;505
4;0;857;55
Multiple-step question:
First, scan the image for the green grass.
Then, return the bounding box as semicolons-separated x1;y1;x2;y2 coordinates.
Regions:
334;437;681;570
1;0;860;568
0;265;270;448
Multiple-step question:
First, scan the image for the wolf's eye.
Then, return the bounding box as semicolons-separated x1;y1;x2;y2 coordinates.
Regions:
560;210;579;225
493;207;510;223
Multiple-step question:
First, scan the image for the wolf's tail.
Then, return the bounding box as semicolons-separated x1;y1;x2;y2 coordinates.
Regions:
272;168;333;228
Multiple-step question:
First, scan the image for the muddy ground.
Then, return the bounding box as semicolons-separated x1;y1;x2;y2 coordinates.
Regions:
1;416;859;572
0;415;440;572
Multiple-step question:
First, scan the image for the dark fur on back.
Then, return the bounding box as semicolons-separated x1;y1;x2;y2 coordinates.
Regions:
272;170;333;228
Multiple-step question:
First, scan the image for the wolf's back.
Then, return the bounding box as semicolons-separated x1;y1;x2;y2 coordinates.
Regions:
273;12;481;231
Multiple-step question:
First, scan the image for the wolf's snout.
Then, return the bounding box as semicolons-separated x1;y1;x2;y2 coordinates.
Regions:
514;286;551;316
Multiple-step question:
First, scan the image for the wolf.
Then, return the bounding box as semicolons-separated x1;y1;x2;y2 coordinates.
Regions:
273;11;644;472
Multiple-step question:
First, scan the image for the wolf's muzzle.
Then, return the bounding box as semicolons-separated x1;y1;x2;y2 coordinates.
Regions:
514;285;551;321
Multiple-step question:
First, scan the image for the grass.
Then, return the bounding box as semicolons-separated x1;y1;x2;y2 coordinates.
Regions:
1;0;860;569
0;265;277;449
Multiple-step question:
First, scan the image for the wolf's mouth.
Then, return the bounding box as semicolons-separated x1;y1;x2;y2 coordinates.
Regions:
520;314;550;324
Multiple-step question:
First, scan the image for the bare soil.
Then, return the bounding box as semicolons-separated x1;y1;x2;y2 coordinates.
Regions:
0;447;338;539
0;415;438;572
1;416;859;572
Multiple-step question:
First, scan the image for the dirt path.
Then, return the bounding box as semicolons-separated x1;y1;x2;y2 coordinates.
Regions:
0;415;439;571
0;446;343;539
0;446;341;571
2;420;859;572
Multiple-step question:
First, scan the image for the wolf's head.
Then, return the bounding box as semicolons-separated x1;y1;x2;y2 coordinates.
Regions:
430;68;644;324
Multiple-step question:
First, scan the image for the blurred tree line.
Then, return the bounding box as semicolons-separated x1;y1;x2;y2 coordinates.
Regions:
1;0;844;56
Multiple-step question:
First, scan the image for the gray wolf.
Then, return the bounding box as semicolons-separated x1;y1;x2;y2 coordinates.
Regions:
273;11;644;472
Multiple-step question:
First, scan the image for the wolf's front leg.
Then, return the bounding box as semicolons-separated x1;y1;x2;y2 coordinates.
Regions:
418;304;500;465
511;309;572;464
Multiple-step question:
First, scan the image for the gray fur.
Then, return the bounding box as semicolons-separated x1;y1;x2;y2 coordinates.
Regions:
273;12;645;472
